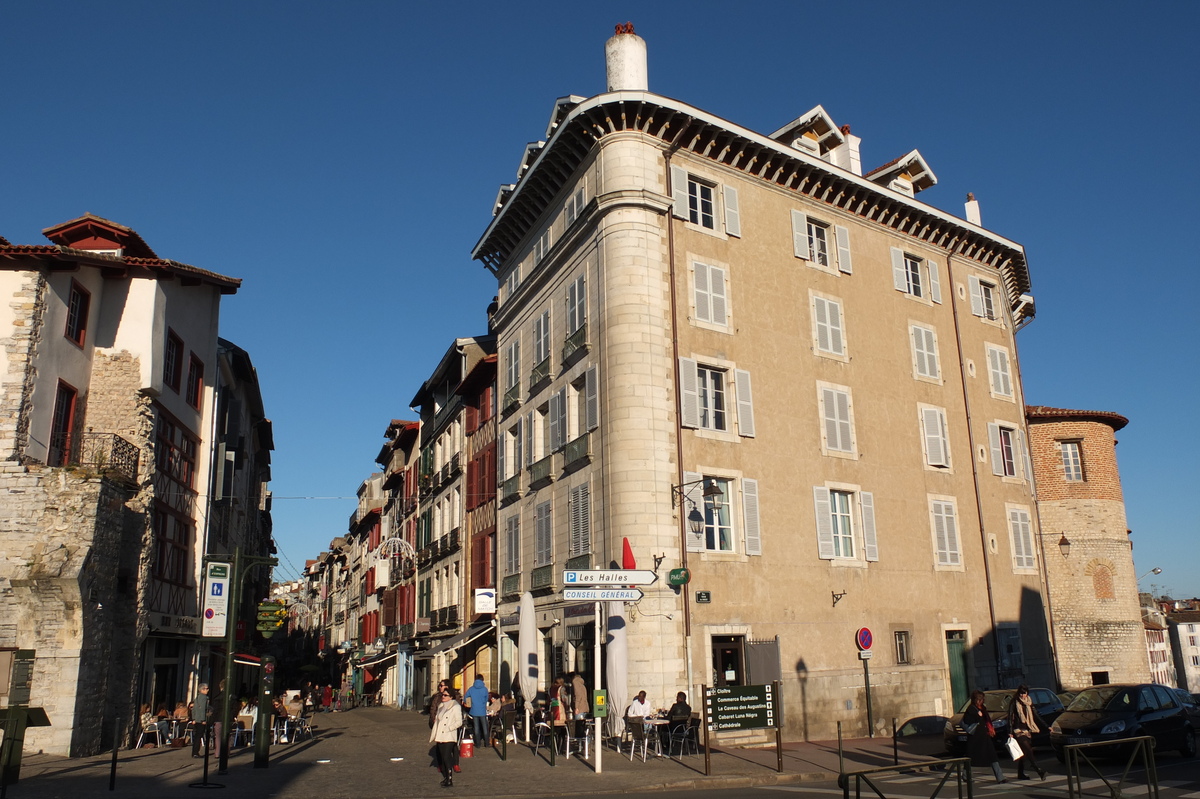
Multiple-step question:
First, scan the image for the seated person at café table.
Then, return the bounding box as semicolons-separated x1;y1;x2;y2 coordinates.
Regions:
626;691;653;719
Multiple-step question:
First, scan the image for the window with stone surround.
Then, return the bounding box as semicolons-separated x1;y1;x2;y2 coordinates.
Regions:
670;166;741;237
969;275;1001;321
813;484;878;562
891;248;942;303
1061;440;1084;482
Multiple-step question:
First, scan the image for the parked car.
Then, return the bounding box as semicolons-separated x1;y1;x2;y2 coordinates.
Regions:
1174;689;1200;726
1049;684;1196;761
944;687;1064;756
1058;690;1079;707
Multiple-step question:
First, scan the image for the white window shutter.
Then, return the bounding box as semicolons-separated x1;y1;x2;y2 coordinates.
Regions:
813;486;835;559
693;263;711;323
968;276;984;317
822;388;839;450
835;391;852;451
923;408;948;467
723;185;741;237
891;247;907;291
584;366;599;431
861;491;879;562
569;483;591;556
742;478;761;555
828;300;844;355
671;166;689;219
925;328;940;379
684;471;705;552
549;390;564;452
512;418;523;472
679;357;700;429
835;225;853;274
988;423;1004;476
710;266;728;325
1017;427;1033;483
814;297;831;352
497;432;506;483
734;369;755;438
932;502;949;564
792;210;809;259
928;259;942;303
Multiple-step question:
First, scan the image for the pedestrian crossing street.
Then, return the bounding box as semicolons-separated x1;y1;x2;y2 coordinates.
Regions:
757;771;1200;798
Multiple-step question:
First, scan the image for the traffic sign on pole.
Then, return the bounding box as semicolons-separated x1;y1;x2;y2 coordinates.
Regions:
201;562;231;638
562;569;658;585
563;588;644;602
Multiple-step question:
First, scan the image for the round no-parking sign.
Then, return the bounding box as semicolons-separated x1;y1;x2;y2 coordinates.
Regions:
855;627;873;650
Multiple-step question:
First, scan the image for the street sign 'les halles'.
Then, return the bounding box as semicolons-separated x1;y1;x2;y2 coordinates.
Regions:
562;569;658;585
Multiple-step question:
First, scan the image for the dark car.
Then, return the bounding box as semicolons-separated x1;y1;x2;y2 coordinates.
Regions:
1174;689;1200;726
1049;684;1196;761
944;688;1064;756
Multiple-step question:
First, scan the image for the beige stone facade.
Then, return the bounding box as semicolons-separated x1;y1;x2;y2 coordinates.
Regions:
476;31;1053;741
1026;406;1148;690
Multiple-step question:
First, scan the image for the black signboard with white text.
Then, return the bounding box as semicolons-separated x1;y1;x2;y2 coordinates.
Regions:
705;683;777;731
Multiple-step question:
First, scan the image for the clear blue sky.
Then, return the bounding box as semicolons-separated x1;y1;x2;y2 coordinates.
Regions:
4;2;1196;597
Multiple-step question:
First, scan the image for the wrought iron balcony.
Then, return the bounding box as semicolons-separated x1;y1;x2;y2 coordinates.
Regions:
48;431;140;485
502;384;521;412
529;357;551;388
564;432;591;467
565;553;591;571
530;454;554;486
501;574;521;597
500;474;520;503
449;452;461;476
563;324;588;362
531;564;554;590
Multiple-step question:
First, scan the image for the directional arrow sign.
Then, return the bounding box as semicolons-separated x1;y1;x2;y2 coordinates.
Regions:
562;569;658;586
563;588;644;602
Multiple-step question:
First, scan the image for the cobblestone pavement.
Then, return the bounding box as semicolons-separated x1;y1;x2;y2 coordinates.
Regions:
4;707;946;798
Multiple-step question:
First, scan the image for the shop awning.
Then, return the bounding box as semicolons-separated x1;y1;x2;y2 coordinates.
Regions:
414;623;493;661
356;651;397;669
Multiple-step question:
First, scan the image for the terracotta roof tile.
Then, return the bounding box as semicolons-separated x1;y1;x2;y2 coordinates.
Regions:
1026;405;1129;431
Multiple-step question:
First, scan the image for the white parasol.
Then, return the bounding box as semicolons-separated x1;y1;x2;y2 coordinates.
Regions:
605;600;628;740
518;591;539;735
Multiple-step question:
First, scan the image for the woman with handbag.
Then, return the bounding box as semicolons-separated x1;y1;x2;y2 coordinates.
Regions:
962;690;1006;783
429;686;463;788
1007;685;1047;780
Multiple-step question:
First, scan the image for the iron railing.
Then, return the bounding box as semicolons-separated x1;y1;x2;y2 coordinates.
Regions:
529;357;551;387
839;757;973;799
1063;735;1158;799
530;454;554;486
48;431;140;484
501;574;521;597
500;474;521;502
564;432;591;467
565;553;591;571
502;384;520;412
563;324;588;362
531;565;554;590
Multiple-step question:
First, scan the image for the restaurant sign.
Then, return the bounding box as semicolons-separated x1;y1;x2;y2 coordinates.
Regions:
705;684;777;732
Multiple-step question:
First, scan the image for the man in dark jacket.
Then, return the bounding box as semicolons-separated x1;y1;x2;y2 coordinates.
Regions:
191;683;210;758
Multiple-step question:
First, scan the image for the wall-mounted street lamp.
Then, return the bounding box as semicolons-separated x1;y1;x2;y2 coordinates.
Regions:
1058;534;1071;558
1137;567;1163;583
671;477;724;535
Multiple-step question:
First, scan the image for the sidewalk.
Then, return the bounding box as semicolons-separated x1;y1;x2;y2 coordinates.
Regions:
2;707;947;798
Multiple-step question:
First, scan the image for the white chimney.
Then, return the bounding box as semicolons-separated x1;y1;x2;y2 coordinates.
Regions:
832;125;862;176
965;192;982;226
605;23;648;92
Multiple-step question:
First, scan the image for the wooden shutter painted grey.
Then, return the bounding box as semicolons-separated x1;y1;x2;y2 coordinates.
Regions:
968;276;984;317
813;486;835;559
835;225;853;274
723;185;741;237
584;366;599;431
536;502;552;565
792;210;809;259
923;407;948;467
742;478;762;555
710;265;727;325
1016;428;1033;483
734;369;755;438
823;388;852;452
814;296;832;353
988;423;1004;476
694;263;711;323
549;390;565;451
928;259;942;304
932;501;949;564
891;247;907;291
684;471;705;552
861;491;879;562
497;429;506;483
827;300;844;355
679;357;700;428
524;412;534;468
671;165;688;219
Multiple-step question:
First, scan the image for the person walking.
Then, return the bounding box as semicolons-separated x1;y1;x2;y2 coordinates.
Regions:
963;690;1006;784
190;683;210;758
429;686;463;788
464;674;489;746
1007;685;1047;780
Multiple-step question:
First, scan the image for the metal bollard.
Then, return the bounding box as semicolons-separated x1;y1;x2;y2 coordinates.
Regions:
892;717;898;765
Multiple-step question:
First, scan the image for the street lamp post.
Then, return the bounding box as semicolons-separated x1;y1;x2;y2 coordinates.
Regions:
378;536;417;709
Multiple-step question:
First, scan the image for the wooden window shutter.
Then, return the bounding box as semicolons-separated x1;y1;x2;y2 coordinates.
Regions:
679;358;700;428
928;259;942;303
671;166;689;219
549;390;564;452
813;486;835;559
891;248;908;291
734;369;755;438
584;366;599;432
835;225;853;274
710;266;727;325
923;407;948;467
861;491;879;562
684;471;705;552
524;412;534;468
827;299;844;355
791;210;809;259
988;423;1004;476
723;184;741;237
968;276;984;317
693;262;711;323
814;297;832;352
742;478;761;555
